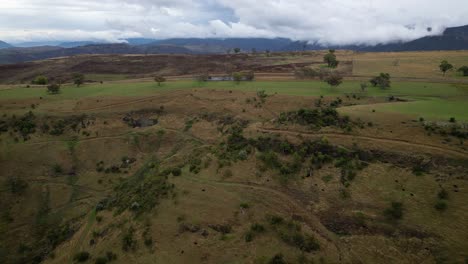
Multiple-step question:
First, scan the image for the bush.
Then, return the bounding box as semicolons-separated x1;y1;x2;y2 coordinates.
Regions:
269;254;286;264
245;231;254;242
105;251;117;261
47;83;61;94
268;215;284;225
33;75;48;85
5;176;28;194
73;73;85;87
251;223;266;232
370;73;391;89
435;200;448;211
95;257;108;264
171;167;182;176
324;73;343;87
384;202;403;221
122;227;137;251
457;66;468;76
438;189;449;200
73;251;90;262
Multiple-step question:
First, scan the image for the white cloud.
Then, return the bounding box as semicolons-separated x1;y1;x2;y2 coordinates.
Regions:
0;0;467;45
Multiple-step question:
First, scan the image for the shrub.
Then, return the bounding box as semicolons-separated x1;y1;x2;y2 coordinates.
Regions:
5;176;28;194
122;227;137;251
47;83;61;94
435;200;448;211
240;202;250;209
105;251;117;261
53;164;63;174
268;215;284;225
370;73;391;89
245;231;254;242
73;73;85;87
438;189;449;200
73;251;90;262
324;73;343;87
250;223;266;232
232;72;243;84
269;254;286;264
171;167;182;176
384;202;403;221
33;75;48;85
458;65;468;76
95;257;108;264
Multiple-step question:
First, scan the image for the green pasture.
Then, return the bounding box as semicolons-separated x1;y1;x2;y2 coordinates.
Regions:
1;80;467;121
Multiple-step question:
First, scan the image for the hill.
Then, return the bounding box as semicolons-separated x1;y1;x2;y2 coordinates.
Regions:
0;40;12;49
1;25;468;64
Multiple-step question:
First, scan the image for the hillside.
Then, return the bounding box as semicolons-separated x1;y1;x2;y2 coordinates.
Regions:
1;25;468;64
0;40;12;49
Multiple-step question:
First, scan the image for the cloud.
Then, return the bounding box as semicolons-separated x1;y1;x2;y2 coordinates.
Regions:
0;0;467;45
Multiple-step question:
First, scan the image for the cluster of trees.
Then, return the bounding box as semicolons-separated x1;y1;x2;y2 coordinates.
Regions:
32;73;86;95
370;73;391;89
439;60;468;76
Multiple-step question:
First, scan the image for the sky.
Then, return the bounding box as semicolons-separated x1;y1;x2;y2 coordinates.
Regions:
0;0;467;45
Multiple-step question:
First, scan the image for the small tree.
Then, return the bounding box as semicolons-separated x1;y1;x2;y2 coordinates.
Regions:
232;72;243;84
324;49;339;68
47;83;61;94
265;50;271;57
243;71;255;81
154;76;166;86
233;48;241;54
457;66;468;76
360;82;368;92
370;73;391;89
33;75;48;85
73;73;85;87
195;73;209;84
439;60;454;76
324;73;343;87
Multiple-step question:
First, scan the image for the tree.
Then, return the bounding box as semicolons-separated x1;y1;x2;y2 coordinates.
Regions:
47;83;61;94
324;49;339;68
233;48;241;54
370;73;391;89
439;60;454;76
195;73;209;83
265;50;271;57
154;76;166;86
33;75;48;85
458;66;468;76
232;72;243;84
360;82;368;92
243;71;255;81
324;73;343;87
73;73;85;87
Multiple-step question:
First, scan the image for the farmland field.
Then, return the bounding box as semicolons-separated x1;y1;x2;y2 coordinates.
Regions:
1;51;468;264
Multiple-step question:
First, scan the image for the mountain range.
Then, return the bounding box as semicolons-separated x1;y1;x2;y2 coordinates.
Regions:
0;25;467;64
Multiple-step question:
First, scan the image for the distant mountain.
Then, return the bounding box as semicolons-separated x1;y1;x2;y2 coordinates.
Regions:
1;25;468;64
0;43;193;64
58;41;102;48
155;38;292;53
125;38;160;45
0;41;12;49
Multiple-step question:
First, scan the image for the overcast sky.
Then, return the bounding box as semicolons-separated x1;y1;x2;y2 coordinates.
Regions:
1;0;467;45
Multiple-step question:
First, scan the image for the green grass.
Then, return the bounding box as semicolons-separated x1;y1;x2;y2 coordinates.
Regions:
1;80;467;121
375;98;468;121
